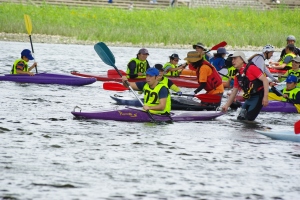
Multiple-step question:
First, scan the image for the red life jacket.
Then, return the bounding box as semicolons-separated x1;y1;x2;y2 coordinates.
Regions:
196;60;223;92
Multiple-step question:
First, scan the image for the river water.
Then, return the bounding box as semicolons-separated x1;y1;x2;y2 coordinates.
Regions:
0;41;299;200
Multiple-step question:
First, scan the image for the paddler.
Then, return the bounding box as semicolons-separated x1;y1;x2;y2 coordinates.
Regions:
121;68;171;114
184;51;224;105
126;48;151;79
272;75;300;104
163;54;187;76
11;49;37;76
278;56;300;87
222;52;269;121
188;42;212;71
269;44;296;70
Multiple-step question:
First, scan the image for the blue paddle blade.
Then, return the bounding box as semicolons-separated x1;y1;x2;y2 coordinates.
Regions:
94;42;116;67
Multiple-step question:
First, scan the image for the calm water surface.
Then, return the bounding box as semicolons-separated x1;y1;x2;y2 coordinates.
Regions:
0;41;299;200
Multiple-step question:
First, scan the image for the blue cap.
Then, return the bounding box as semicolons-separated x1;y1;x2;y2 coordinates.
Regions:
146;68;159;76
217;47;229;54
286;75;298;83
21;49;34;60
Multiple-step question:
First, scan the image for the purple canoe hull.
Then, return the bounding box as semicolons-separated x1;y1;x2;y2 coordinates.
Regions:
260;101;298;113
71;108;224;122
0;73;96;86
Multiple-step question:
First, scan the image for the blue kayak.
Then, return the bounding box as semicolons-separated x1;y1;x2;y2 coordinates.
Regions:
0;72;96;86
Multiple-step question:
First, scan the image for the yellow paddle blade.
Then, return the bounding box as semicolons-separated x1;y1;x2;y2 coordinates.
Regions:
24;14;32;35
268;92;282;101
294;104;300;113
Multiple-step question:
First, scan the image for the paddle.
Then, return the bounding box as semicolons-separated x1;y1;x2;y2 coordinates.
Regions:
295;120;300;134
94;42;161;123
107;69;127;76
206;41;227;53
172;92;221;103
103;82;128;91
218;72;230;79
270;86;300;112
24;14;37;73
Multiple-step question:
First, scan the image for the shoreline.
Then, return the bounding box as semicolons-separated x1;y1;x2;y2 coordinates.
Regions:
0;32;280;51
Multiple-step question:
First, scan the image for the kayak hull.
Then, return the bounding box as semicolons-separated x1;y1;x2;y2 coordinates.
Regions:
0;73;96;86
71;71;199;88
110;95;217;111
255;130;300;142
71;108;224;122
260;101;298;113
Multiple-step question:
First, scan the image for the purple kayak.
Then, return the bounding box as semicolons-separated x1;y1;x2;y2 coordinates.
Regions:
260;101;298;113
0;73;96;86
71;107;224;122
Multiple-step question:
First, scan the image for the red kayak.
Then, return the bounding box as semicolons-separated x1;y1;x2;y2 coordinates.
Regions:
71;70;199;88
268;68;287;75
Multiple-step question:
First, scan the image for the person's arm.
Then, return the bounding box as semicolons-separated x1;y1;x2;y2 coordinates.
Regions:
121;76;140;90
258;74;269;106
16;62;34;75
222;87;239;112
167;79;180;92
272;56;293;69
28;62;37;72
264;66;278;82
194;83;206;94
278;71;289;82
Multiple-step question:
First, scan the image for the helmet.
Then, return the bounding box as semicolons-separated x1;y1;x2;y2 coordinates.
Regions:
286;35;296;42
262;44;275;53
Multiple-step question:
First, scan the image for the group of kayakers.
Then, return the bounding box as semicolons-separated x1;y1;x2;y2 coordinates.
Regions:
121;35;300;121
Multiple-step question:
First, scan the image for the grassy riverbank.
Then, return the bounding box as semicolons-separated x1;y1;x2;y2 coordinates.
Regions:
0;3;299;49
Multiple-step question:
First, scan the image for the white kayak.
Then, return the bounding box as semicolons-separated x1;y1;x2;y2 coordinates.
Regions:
255;130;300;143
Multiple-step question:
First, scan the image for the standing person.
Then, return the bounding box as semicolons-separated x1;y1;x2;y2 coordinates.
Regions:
209;47;229;71
121;68;171;114
154;64;182;93
184;51;224;98
163;54;187;76
270;44;296;70
222;52;269;121
11;49;37;76
278;35;300;62
279;56;300;87
126;48;151;79
248;44;278;82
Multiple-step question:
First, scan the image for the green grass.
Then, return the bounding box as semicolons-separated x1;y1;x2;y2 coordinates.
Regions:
0;3;299;47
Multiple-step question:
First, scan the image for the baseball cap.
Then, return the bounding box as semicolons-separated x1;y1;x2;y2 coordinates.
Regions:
292;56;300;63
216;47;229;54
146;68;159;76
170;53;181;60
21;49;34;60
184;51;202;63
192;42;207;51
285;75;298;83
230;51;248;64
154;64;164;71
138;48;149;55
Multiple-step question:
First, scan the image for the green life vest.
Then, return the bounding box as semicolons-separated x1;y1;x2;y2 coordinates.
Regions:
222;66;237;81
282;87;300;102
163;62;179;76
126;58;148;78
143;82;171;114
11;59;28;74
279;53;296;69
286;69;300;87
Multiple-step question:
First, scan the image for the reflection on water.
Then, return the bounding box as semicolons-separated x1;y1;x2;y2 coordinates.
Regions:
0;41;299;199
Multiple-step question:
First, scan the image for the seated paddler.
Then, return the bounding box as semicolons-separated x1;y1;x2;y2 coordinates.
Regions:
121;67;171;115
11;49;37;76
126;48;151;79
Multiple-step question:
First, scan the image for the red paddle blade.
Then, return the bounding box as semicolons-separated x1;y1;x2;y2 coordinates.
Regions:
195;94;222;103
295;120;300;134
107;69;127;76
210;41;227;51
103;82;128;91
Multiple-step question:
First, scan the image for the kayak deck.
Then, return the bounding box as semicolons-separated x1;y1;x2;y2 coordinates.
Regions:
255;130;300;142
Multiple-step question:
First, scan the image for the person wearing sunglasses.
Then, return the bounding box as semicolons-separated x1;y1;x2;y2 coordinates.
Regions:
279;56;300;87
163;53;187;77
126;48;151;79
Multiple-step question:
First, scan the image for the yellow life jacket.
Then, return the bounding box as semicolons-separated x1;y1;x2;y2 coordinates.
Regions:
279;53;296;70
126;58;148;78
163;62;179;76
11;59;28;74
281;87;300;102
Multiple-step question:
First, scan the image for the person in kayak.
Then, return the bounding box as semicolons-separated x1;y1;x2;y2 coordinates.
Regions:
126;48;151;79
277;35;300;62
11;49;37;76
209;47;229;71
163;54;187;76
269;44;296;70
188;42;212;71
121;67;171;114
278;56;300;87
280;75;300;104
154;64;182;94
248;44;278;83
222;52;270;121
183;51;224;106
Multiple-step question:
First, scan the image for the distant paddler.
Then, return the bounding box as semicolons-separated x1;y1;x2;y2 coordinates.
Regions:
269;44;296;70
278;56;300;87
163;53;187;76
126;48;151;79
122;68;171;114
11;49;37;76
